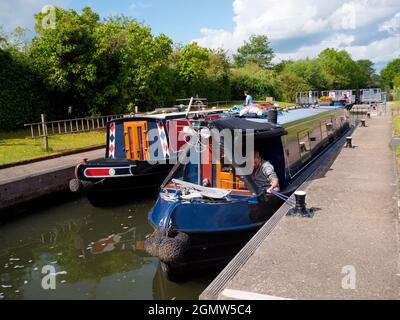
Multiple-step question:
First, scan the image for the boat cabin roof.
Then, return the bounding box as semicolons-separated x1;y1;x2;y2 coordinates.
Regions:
210;117;288;138
108;108;225;125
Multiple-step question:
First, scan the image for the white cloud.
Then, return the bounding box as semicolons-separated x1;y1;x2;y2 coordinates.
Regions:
275;34;400;66
275;33;356;62
346;35;400;63
193;0;400;68
379;12;400;34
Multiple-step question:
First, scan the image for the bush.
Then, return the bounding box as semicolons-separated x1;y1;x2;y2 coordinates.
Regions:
0;49;50;130
230;64;283;101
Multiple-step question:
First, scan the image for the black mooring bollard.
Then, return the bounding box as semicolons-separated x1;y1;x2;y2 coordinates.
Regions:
346;136;353;148
361;119;366;127
287;191;314;218
294;191;307;215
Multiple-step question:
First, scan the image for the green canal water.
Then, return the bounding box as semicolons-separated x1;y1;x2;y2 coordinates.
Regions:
0;195;217;300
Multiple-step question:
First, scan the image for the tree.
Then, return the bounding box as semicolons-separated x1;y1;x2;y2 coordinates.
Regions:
380;58;400;90
233;34;274;68
175;42;209;97
230;63;282;101
203;49;231;101
30;7;101;116
277;73;311;102
281;58;328;90
30;7;175;115
317;48;362;89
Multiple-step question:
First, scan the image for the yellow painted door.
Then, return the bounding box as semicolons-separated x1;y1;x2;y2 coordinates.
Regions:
216;162;245;190
124;121;149;160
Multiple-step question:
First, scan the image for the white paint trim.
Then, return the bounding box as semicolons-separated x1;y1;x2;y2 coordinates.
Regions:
220;289;292;300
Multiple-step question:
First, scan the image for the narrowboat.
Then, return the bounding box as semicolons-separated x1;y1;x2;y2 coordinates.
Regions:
69;107;223;207
145;106;352;280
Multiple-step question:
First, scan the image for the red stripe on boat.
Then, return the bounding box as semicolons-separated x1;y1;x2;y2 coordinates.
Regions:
85;168;111;177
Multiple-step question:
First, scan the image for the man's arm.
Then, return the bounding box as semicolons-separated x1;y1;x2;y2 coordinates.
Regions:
267;179;280;193
262;162;280;193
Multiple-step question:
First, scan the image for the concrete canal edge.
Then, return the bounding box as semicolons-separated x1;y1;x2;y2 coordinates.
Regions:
0;148;105;211
200;125;357;300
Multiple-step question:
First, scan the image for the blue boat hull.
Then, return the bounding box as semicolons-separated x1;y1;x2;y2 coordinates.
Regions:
148;192;285;279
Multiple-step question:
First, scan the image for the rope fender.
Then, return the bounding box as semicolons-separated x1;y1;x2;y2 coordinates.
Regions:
144;226;190;263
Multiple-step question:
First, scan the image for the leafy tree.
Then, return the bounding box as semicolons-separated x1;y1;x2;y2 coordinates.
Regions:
281;58;328;90
176;42;209;96
317;48;363;89
30;7;100;117
380;58;400;90
0;27;50;130
277;73;311;102
233;35;274;68
230;63;282;101
356;59;380;88
30;7;175;115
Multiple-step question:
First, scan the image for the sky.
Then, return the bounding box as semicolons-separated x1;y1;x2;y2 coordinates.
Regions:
0;0;399;72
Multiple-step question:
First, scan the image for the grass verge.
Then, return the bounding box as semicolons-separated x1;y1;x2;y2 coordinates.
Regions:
0;130;105;165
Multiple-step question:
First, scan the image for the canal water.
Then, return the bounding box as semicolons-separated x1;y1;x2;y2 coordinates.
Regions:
0;195;217;300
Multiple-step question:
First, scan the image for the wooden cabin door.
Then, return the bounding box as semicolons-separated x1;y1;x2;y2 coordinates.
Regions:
124;121;149;160
216;159;245;190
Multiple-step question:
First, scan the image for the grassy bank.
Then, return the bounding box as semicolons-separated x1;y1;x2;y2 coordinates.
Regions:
0;130;105;165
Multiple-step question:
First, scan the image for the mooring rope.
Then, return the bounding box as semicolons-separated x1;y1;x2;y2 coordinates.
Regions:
271;190;296;207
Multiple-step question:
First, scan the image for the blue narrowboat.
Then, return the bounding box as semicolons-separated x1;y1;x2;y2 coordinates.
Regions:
145;106;351;280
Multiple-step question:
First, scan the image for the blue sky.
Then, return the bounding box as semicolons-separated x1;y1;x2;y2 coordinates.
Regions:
67;0;235;44
68;0;235;44
0;0;399;71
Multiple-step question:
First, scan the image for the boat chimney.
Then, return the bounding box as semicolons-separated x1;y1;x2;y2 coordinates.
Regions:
268;109;278;124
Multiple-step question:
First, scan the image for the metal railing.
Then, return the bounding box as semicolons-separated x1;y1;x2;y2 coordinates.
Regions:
24;113;126;138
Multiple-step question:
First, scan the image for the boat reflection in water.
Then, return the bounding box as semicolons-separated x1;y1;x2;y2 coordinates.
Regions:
0;196;208;299
146;106;351;280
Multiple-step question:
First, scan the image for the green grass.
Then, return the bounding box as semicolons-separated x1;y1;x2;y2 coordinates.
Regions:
391;100;400;111
0;130;106;165
393;115;400;137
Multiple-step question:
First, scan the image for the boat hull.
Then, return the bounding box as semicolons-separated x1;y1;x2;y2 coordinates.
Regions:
148;192;286;280
72;159;173;206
